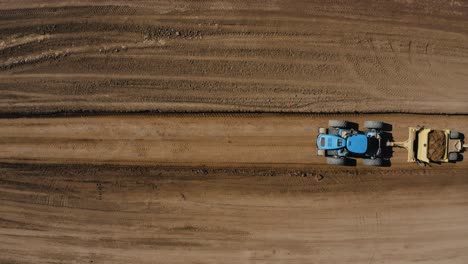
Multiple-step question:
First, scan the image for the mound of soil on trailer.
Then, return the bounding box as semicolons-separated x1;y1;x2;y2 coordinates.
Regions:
428;130;446;161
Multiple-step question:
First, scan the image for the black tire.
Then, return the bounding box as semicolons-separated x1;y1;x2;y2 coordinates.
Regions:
364;121;384;130
363;158;383;166
450;131;460;139
328;120;349;128
326;157;347;166
448;152;459;162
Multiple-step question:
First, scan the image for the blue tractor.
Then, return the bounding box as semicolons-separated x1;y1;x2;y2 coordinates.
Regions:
316;120;388;166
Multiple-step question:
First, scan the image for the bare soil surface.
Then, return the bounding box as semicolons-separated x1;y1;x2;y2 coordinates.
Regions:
2;1;468;263
1;1;468;114
1;163;468;264
0;114;467;263
0;114;467;168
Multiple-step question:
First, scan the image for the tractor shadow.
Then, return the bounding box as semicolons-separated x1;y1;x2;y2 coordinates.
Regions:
347;121;359;130
346;159;357;166
379;122;394;167
382;123;393;132
380;132;394;167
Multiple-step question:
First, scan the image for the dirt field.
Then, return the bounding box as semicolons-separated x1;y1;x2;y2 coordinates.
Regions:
1;114;468;263
1;0;468;114
1;163;468;264
0;114;467;168
2;1;468;263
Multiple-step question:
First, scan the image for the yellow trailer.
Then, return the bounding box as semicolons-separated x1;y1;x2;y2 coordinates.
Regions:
387;127;467;164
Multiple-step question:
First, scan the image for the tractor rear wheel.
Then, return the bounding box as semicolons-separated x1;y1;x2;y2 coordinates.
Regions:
363;158;383;166
326;157;348;166
364;121;385;130
328;120;349;128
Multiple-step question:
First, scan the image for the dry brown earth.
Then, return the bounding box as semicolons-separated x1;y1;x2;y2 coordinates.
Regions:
0;114;467;263
1;1;468;263
0;114;467;168
1;163;467;264
1;0;468;114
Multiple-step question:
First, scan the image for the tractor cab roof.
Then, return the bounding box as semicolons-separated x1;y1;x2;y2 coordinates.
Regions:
346;134;368;154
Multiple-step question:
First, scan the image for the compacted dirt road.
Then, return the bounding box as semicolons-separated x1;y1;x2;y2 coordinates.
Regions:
1;114;468;263
0;114;467;168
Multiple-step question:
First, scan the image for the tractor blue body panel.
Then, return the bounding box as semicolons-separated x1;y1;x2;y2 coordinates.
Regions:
317;134;346;150
346;134;368;154
316;124;384;162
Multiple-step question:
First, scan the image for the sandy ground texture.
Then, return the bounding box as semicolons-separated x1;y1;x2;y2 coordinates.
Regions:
1;1;468;263
1;0;468;114
1;163;467;264
0;114;468;264
0;114;467;168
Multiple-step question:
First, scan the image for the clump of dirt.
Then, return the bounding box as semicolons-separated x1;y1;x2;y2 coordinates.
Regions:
428;130;446;161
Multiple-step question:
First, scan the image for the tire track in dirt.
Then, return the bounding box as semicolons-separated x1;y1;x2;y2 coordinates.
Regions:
1;2;468;114
0;114;466;169
1;162;467;264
